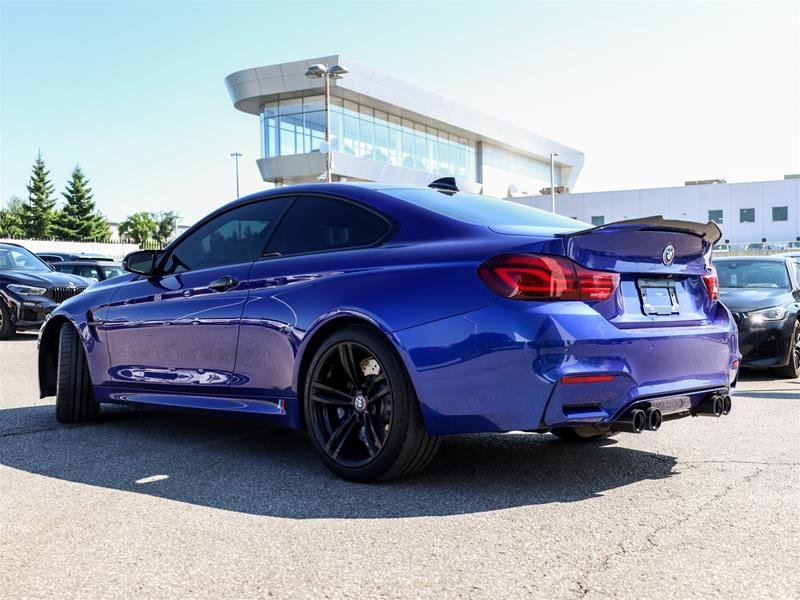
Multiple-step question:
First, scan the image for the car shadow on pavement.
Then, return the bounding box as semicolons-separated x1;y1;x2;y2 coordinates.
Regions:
0;404;678;519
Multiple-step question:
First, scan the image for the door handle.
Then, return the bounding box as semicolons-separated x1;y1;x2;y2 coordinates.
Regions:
208;275;239;292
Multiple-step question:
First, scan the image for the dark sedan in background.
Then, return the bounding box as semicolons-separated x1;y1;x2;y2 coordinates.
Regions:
37;251;113;263
0;242;92;339
716;255;800;378
51;261;124;282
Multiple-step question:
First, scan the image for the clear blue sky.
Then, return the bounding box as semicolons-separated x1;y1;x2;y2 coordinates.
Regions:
1;1;798;224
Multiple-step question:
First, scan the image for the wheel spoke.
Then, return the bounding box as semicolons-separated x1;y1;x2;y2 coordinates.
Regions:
367;372;387;393
326;413;357;458
368;382;390;404
311;382;352;406
338;343;361;388
363;415;383;457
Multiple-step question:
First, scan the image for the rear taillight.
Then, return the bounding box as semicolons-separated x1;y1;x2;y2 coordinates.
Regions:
702;265;719;301
478;253;619;302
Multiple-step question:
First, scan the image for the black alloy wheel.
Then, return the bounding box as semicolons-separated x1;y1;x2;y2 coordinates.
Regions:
304;326;439;482
309;340;392;467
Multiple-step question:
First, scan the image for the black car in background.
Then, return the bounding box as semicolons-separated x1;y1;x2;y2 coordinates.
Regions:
716;255;800;378
51;261;124;282
37;251;114;263
0;243;92;339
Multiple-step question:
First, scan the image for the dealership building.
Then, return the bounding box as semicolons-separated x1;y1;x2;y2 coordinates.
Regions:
511;177;800;245
225;55;584;197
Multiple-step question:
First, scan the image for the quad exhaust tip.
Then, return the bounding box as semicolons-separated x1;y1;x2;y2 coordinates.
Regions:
645;408;662;431
693;394;732;417
612;394;730;432
612;408;647;434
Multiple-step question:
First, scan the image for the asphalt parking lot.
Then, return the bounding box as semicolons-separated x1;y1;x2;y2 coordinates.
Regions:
1;333;798;599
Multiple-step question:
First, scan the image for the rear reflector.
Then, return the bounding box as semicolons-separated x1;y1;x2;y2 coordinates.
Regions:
702;265;719;301
561;375;616;384
478;253;619;301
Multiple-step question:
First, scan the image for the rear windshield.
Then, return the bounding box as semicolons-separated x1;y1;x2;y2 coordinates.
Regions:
716;260;790;289
384;188;587;230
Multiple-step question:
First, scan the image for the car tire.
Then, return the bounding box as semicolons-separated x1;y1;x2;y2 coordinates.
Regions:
0;300;14;339
551;427;618;442
303;325;440;482
776;320;800;379
55;323;100;423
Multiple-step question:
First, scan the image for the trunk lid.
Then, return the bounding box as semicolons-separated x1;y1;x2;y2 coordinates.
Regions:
493;216;722;328
557;216;720;276
562;217;720;327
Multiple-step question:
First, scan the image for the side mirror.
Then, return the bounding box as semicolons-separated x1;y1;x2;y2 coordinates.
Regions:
122;250;162;275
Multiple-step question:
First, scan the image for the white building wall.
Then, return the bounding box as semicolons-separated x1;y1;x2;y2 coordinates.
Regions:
514;179;799;244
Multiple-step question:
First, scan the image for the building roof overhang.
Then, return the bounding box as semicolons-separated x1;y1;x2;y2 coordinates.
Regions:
225;55;584;188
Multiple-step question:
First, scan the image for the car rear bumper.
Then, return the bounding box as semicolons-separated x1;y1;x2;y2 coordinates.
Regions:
393;300;739;435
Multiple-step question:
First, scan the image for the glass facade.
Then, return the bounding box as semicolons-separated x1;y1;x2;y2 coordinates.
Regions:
260;95;477;181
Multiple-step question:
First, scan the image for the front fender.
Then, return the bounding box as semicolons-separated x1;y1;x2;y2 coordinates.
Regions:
37;285;118;397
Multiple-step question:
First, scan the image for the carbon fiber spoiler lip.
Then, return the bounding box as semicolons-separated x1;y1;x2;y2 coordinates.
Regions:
557;215;722;245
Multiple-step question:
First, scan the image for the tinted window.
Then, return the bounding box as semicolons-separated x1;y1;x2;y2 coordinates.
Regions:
591;215;605;226
772;206;788;222
163;198;290;273
0;246;51;271
716;261;790;290
739;208;755;223
384;188;586;229
708;209;723;224
265;196;390;256
52;264;74;274
103;266;124;279
77;265;101;281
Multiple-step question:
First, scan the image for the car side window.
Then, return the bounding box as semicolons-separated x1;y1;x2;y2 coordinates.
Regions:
163;198;291;274
265;196;390;257
78;266;101;280
52;264;71;273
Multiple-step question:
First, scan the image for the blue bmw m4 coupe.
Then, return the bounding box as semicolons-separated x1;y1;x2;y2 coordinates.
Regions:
38;182;740;481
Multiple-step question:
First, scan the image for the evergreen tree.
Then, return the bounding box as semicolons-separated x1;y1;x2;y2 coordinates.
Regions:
118;212;157;245
21;153;57;238
51;166;111;241
153;210;180;246
0;196;27;238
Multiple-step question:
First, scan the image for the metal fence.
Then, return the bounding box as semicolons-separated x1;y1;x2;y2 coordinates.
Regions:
1;234;163;251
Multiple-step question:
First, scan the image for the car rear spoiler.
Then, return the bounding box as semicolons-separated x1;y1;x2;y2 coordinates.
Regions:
558;215;722;245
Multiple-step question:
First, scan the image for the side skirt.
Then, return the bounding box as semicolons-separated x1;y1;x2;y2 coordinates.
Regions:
93;385;302;428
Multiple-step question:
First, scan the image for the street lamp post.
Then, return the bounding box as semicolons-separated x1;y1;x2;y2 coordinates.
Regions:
304;63;348;183
230;152;242;198
550;152;559;213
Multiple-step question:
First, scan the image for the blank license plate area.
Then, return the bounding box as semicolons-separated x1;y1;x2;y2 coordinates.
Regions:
637;279;680;315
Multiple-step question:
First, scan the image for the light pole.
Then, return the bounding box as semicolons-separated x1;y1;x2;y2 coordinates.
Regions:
230;152;242;198
304;63;348;182
549;152;559;213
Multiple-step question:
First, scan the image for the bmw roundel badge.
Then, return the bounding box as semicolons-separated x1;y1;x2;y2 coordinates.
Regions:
662;244;675;266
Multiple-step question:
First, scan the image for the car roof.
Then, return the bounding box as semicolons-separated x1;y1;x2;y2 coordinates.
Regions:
55;260;122;266
0;242;27;250
715;255;791;262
